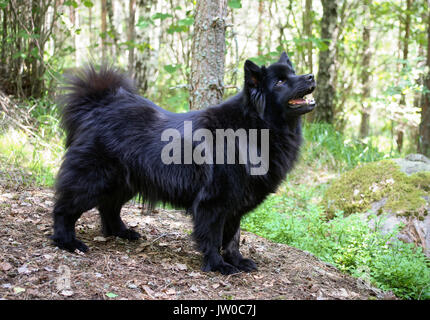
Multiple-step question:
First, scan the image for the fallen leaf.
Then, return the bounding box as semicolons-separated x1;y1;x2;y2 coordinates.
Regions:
0;262;12;272
18;265;31;274
93;236;107;242
106;292;118;298
175;263;187;271
188;272;201;278
14;287;25;294
189;285;199;292
61;290;74;297
165;288;176;295
142;285;155;299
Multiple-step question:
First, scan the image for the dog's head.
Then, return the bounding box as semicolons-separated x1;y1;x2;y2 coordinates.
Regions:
244;52;316;120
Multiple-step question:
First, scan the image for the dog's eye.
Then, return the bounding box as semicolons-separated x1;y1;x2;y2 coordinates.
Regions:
276;80;286;86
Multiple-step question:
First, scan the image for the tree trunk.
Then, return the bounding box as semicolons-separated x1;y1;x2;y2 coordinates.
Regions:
257;0;264;56
101;0;107;61
303;0;313;74
133;0;154;94
311;0;338;123
396;0;412;153
106;0;119;58
359;1;372;139
189;0;227;110
128;0;136;75
418;0;430;156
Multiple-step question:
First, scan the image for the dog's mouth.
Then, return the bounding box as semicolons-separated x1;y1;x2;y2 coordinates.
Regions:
288;93;315;109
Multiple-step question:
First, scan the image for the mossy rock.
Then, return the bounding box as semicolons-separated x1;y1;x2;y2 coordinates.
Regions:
323;159;430;219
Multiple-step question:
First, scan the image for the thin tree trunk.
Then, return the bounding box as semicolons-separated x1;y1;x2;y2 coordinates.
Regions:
101;0;107;61
89;5;92;47
396;0;412;153
418;0;430;156
303;0;313;74
189;0;228;110
128;0;136;75
1;6;8;66
359;1;372;139
257;0;264;56
311;0;338;123
106;0;119;58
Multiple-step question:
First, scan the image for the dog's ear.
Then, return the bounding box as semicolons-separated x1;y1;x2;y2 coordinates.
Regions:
278;52;289;64
244;60;266;119
278;51;295;72
244;60;263;88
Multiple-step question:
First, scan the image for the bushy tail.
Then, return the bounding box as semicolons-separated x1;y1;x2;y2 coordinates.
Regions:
59;64;136;147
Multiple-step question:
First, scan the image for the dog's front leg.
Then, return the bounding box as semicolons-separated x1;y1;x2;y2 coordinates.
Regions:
192;201;240;275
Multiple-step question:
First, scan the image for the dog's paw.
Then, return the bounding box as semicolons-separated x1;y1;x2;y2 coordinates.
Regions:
115;229;141;241
51;236;89;253
237;258;257;272
202;261;240;275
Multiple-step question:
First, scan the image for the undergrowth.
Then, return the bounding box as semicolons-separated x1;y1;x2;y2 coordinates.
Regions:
242;124;430;300
0;97;63;187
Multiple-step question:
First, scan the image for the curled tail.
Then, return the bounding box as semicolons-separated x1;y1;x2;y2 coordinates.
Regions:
59;64;136;147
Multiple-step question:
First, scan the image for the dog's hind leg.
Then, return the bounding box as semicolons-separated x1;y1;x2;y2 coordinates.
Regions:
192;200;240;275
51;192;97;253
98;192;140;240
51;151;113;252
222;216;257;272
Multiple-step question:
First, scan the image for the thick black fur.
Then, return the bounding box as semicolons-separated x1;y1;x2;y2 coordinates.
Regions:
51;52;316;275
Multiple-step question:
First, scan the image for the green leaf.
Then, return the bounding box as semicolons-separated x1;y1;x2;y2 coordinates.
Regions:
228;0;242;9
166;24;188;34
64;0;78;8
106;292;118;298
178;18;194;26
30;47;39;58
152;12;173;21
83;0;94;8
164;64;181;74
136;17;153;29
0;0;8;9
12;52;27;59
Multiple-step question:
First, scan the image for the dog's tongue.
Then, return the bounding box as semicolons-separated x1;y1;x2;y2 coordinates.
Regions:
288;98;306;105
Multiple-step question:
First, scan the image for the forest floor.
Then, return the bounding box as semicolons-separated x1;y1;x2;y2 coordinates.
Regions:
0;179;397;300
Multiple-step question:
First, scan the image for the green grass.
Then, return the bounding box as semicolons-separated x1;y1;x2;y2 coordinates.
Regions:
0;98;63;187
302;122;390;170
241;180;430;300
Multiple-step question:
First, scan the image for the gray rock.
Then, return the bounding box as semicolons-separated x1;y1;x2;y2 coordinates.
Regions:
366;154;430;257
392;154;430;175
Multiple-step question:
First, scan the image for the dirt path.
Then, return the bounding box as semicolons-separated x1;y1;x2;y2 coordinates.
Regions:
0;184;395;300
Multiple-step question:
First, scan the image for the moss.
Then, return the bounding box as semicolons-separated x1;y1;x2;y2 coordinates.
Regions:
323;160;429;219
409;171;430;192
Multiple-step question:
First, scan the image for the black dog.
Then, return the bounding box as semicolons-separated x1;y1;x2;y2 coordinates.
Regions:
51;52;316;275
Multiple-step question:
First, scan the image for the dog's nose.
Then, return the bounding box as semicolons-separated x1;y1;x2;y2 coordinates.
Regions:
305;74;314;82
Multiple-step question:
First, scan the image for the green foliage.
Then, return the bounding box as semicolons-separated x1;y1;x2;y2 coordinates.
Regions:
302;123;386;170
227;0;242;9
242;123;430;299
241;180;430;300
0;98;63;187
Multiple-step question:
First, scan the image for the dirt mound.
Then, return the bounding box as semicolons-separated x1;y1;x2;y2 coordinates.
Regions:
0;184;395;300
